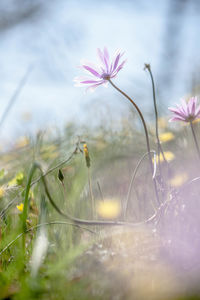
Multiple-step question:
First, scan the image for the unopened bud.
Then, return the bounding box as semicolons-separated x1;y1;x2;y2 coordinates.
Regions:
58;169;64;182
83;143;90;168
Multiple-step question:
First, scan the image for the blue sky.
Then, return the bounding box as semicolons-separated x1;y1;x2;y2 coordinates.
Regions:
0;0;199;145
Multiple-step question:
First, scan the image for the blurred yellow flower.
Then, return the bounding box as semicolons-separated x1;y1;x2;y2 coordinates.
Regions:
159;132;175;143
83;143;90;168
193;118;200;124
0;187;5;198
15;136;30;148
83;143;89;155
96;140;107;150
40;144;58;159
169;173;188;187
8;172;24;186
158;117;167;129
153;151;175;164
97;200;121;219
16;203;24;212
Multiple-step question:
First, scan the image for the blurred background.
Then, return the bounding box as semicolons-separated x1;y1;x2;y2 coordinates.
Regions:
1;0;200;146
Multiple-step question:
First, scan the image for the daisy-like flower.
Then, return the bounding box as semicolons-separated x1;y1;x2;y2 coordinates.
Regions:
74;47;126;91
168;97;200;122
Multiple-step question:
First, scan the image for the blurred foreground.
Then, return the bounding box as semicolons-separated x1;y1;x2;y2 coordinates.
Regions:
1;117;200;299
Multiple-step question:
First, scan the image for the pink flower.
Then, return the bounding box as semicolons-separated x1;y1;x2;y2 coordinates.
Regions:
168;97;200;122
74;47;126;91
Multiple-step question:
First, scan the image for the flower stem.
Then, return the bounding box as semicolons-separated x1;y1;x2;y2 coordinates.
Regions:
88;168;95;218
189;121;200;160
108;79;160;205
144;64;167;165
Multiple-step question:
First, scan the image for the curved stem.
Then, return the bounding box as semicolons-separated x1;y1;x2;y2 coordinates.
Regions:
190;121;200;160
144;64;167;165
124;151;156;219
0;147;78;219
2;160;165;251
0;221;96;256
108;79;160;205
36;163;160;227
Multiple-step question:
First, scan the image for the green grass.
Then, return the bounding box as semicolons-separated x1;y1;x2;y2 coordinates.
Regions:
1;118;200;299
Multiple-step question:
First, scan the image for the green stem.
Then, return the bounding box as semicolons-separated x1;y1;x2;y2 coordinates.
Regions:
145;64;167;165
0;147;78;219
88;168;95;218
190;121;200;160
125;151;156;219
0;221;96;256
108;79;160;205
22;163;39;254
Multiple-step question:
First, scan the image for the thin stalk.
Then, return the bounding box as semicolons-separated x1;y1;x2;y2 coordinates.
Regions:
22;163;38;254
189;121;200;160
4;162;167;230
0;146;78;219
0;221;96;256
144;64;167;165
88;168;95;218
97;181;104;201
0;65;33;130
108;79;160;205
124;151;156;219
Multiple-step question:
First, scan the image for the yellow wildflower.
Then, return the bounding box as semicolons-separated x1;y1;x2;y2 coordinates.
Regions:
0;169;5;179
169;173;188;187
8;172;24;186
16;203;24;212
40;144;58;159
193;118;200;124
15;136;29;148
158;117;167;129
153;151;175;164
0;187;5;198
97;200;121;219
159;132;175;143
83;143;89;155
83;144;90;168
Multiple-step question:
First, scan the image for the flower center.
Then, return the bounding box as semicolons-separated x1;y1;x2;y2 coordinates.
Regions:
101;73;110;80
187;115;195;122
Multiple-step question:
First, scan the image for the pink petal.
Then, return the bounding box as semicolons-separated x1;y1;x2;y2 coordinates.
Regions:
82;65;101;78
86;81;105;92
111;60;126;77
112;53;121;72
169;116;186;122
168;107;185;118
195;104;200;115
103;47;109;72
97;48;105;65
80;80;100;84
179;99;188;115
103;47;109;63
191;97;197;115
188;97;196;115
